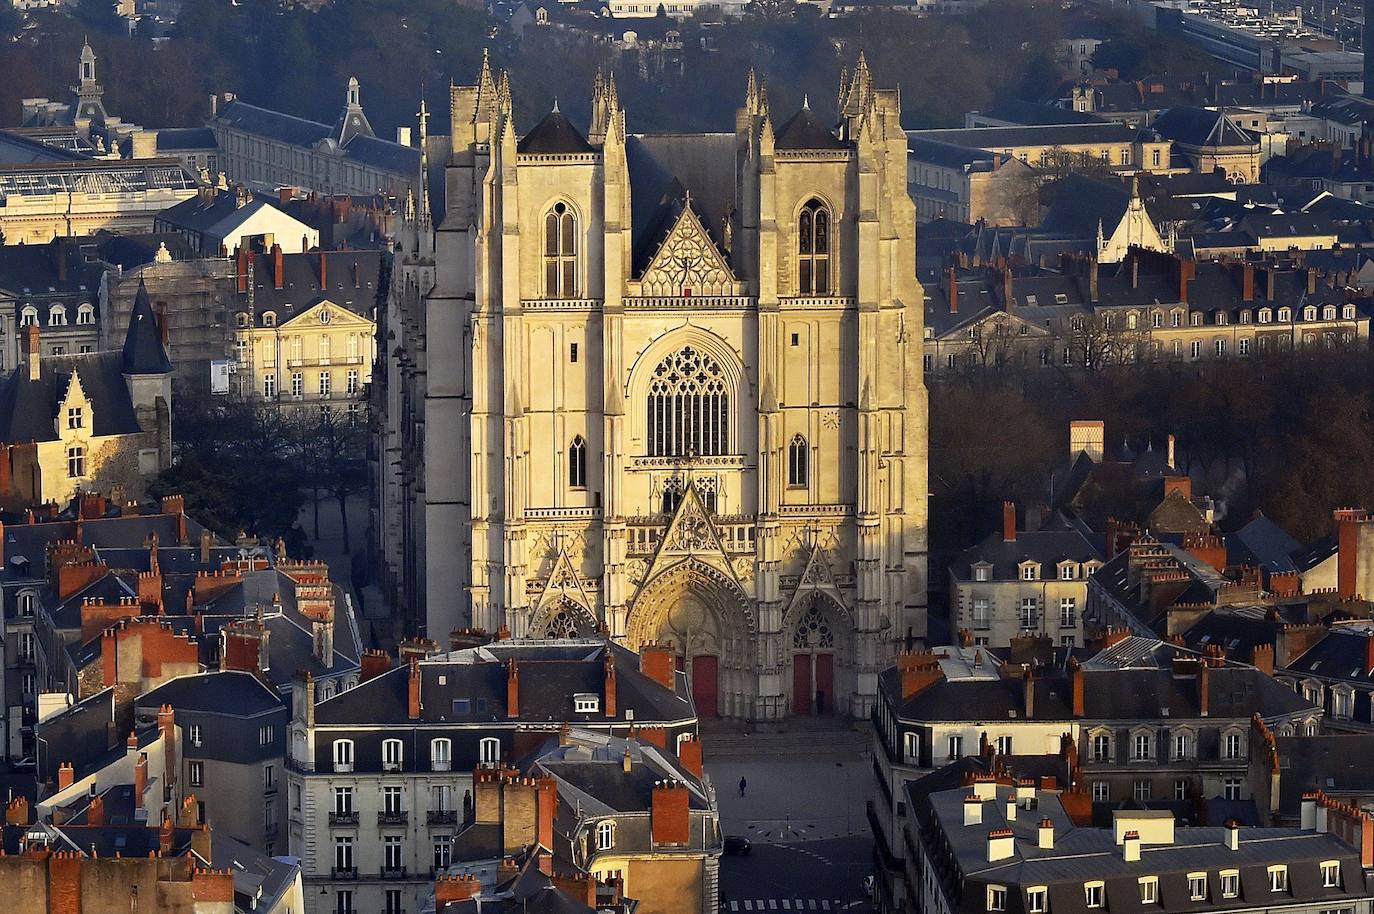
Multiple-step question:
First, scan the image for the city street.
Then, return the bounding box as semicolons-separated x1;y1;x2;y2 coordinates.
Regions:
705;725;875;914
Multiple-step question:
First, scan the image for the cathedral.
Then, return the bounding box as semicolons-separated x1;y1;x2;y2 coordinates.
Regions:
376;56;927;719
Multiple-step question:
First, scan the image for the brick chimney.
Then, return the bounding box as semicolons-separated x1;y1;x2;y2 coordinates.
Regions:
87;793;105;826
25;324;40;382
235;245;249;294
319;251;327;290
408;659;421;720
57;762;75;791
507;658;520;718
134;753;148;807
1023;664;1035;719
361;648;392;683
435;876;482;905
1242;262;1255;301
537;776;557;851
947;266;958;314
604;651;618;718
651;780;690;846
1069;657;1085;716
160;815;174;854
272;244;284;290
1178;257;1194;304
678;734;704;778
1003;501;1017;542
1199;661;1210;717
897;650;944;700
1038;817;1054;849
1003;267;1015;312
640;643;675;689
5;797;28;825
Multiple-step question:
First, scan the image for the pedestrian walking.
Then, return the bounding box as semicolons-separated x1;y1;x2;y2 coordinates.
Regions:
738;776;747;797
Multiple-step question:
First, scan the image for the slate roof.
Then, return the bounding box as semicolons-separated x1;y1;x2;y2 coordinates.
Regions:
0;129;87;166
881;642;1314;723
122;281;173;375
978;100;1106;126
135;670;283;717
517;108;595;155
954;528;1101;580
908;121;1145;149
314;641;694;726
34;688;117;784
154;127;217;152
212;100;419;176
774;105;847;150
0;350;142;442
1151;106;1255;148
235;249;381;319
907;136;997;170
625;133;735;276
1274;734;1374;815
1285;623;1374;685
1228;515;1301;573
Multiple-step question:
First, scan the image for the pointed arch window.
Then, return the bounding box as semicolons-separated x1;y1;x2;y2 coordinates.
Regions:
646;347;729;457
797;199;831;295
544;202;578;299
788;434;808;487
568;435;587;488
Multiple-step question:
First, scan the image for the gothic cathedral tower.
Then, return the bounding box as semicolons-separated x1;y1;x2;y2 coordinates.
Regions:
408;57;927;719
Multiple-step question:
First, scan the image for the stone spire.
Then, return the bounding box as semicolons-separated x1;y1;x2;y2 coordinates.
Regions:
417;98;431;229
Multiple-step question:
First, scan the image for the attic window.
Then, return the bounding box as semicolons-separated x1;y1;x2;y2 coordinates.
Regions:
574;694;600;713
1025;294;1038;306
452;699;471;715
1055;293;1069;305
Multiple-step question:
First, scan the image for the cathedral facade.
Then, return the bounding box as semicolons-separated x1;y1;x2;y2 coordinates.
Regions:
379;58;927;719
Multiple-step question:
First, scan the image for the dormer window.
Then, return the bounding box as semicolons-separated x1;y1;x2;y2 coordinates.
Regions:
236;313;250;329
48;305;67;326
574;693;600;713
1215;310;1228;326
76;303;94;325
1190;312;1203;326
1021;563;1039;581
1259;308;1272;323
1323;305;1337;321
20;307;37;328
1059;563;1076;580
263;312;277;327
1344;304;1356;320
1279;307;1292;322
973;564;991;582
1303;305;1317;321
67;406;83;430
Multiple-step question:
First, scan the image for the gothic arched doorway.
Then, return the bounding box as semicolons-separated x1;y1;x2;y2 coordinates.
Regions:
787;593;851;716
627;560;753;718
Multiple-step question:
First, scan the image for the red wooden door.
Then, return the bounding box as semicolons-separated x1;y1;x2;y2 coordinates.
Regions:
792;654;813;715
815;653;834;716
691;655;719;718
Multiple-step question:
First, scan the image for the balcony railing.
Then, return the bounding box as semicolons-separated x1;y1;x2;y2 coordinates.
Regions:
380;867;409;880
427;810;457;826
378;810;408;826
329;811;359;826
331;867;358;880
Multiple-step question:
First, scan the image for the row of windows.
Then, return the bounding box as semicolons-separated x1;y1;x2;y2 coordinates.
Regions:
1087;728;1245;763
989;861;1339;911
929;329;1354;371
968;597;1077;629
331;736;498;772
561;432;812;489
971;561;1098;582
538;197;833;299
262;370;361;399
187;723;273;748
19;303;95;327
250;332;365;364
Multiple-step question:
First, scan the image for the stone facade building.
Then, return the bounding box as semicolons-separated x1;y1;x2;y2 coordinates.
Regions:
377;59;928;719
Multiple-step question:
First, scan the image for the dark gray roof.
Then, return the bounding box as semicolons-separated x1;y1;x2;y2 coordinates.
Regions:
625;133;735;275
907;137;997;169
954;528;1101;580
212;100;418;177
518;109;595;155
1228;515;1301;573
1151;106;1255;148
1274;734;1374;815
154;127;217;152
774;105;847;150
1285;624;1374;686
135;670;282;717
122;281;172;375
235;250;381;319
0;351;141;442
908;122;1144;149
980;100;1106;126
315;641;694;726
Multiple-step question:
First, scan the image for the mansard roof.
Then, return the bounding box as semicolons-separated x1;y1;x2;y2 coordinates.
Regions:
518;108;595;154
0;352;140;442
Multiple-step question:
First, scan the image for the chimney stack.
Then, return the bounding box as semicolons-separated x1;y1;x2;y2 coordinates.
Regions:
604;651;618;718
1123;830;1141;861
1038;818;1054;849
947;266;958;314
319;251;327;290
1225;819;1240;850
272;244;284;291
25;324;40;382
986;828;1015;862
507;658;520;718
1003;501;1017;542
408;659;421;720
963;795;983;826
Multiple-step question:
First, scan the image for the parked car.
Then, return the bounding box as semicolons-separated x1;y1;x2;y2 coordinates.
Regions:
723;836;752;856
